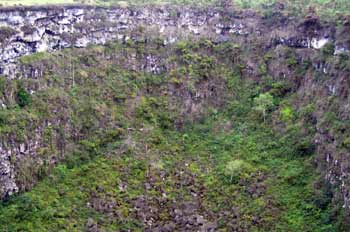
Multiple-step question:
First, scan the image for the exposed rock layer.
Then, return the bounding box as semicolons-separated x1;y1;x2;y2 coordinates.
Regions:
0;5;349;78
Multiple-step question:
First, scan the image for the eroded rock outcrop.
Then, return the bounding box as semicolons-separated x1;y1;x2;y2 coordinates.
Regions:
0;5;349;79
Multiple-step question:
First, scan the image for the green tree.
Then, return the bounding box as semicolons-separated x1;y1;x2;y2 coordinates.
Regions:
224;159;252;183
253;93;274;122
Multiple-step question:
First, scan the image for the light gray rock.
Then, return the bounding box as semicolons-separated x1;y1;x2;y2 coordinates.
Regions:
0;5;346;79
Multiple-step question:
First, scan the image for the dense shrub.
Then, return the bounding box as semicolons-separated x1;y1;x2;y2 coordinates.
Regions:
321;42;335;57
224;159;253;183
253;92;274;121
17;87;31;108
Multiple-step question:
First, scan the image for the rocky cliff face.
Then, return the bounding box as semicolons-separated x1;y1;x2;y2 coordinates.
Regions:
0;4;350;218
0;5;349;78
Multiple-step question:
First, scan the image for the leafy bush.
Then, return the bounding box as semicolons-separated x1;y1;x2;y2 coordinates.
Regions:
136;97;157;123
342;137;350;149
253;93;274;121
17;87;31;108
321;42;335;57
280;106;295;121
224;159;253;183
287;57;298;67
284;123;316;156
299;103;316;124
258;63;268;75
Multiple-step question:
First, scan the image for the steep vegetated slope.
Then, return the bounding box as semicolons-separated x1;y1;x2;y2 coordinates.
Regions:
0;2;349;231
0;38;336;232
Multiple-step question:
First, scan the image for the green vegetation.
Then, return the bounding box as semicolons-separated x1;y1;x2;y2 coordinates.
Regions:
0;38;343;231
0;0;349;19
0;0;77;5
0;0;349;228
253;92;274;122
0;109;333;231
16;87;31;108
224;159;253;183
